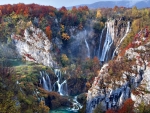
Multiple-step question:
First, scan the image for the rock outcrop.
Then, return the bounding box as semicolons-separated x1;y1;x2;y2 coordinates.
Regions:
86;26;150;113
11;25;54;67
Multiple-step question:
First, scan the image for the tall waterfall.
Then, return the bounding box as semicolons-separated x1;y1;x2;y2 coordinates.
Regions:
54;69;68;96
112;21;130;59
40;71;52;91
98;27;106;60
100;20;114;62
84;30;90;58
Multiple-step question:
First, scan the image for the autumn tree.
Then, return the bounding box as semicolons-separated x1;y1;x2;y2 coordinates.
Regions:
61;33;70;40
45;26;52;40
118;98;134;113
38;101;49;113
113;6;118;12
106;109;115;113
72;6;77;13
0;10;2;16
96;9;102;19
132;6;138;18
93;21;105;34
61;54;69;67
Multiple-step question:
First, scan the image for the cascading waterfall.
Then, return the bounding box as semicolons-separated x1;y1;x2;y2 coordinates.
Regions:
84;30;90;58
40;71;52;91
100;20;114;62
98;27;106;60
69;96;83;111
112;21;130;59
54;69;68;96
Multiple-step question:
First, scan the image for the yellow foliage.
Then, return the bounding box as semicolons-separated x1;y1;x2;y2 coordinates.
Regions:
61;33;70;40
61;54;69;66
0;91;20;113
132;19;140;34
38;101;49;113
26;21;32;27
96;9;102;18
132;6;138;17
61;24;65;32
61;54;69;62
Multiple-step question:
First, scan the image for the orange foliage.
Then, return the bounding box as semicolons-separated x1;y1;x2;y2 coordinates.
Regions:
78;23;83;30
45;26;52;40
113;6;118;12
0;10;2;16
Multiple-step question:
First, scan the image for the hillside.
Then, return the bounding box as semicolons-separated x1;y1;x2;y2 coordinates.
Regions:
0;3;150;113
67;0;150;9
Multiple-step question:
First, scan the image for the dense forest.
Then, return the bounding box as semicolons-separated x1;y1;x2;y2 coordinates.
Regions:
0;3;150;113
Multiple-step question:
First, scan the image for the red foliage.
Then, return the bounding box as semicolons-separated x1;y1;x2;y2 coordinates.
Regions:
0;3;56;17
59;6;67;14
78;6;89;11
106;109;115;113
72;6;77;13
24;53;35;61
118;98;134;113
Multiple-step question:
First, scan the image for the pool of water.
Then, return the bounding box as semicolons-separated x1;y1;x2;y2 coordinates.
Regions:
8;59;25;66
7;59;34;67
50;108;78;113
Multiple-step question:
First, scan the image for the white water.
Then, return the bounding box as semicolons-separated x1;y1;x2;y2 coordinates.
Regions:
72;96;83;111
98;27;106;60
67;96;83;112
54;69;68;96
100;21;114;62
40;71;52;91
84;30;90;58
112;21;130;59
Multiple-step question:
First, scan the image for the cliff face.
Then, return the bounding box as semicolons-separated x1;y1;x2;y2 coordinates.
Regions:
86;27;150;112
11;25;54;67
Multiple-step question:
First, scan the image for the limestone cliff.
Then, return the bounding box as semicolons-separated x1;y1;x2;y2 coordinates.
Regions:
86;26;150;113
11;25;54;67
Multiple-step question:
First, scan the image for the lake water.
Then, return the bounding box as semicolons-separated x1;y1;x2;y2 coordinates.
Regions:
50;108;78;113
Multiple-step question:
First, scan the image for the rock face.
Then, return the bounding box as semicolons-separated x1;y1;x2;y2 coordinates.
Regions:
86;26;150;113
11;25;54;67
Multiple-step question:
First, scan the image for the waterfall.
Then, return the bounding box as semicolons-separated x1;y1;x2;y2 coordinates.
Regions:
112;21;130;59
67;96;83;112
40;71;52;91
84;30;90;58
100;21;114;62
98;27;105;60
71;96;83;111
54;69;68;96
